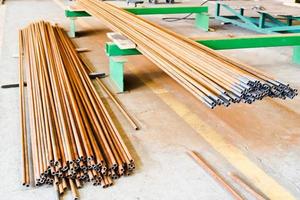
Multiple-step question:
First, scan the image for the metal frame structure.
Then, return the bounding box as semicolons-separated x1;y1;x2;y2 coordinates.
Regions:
215;3;300;34
65;6;209;37
106;34;300;92
64;5;300;93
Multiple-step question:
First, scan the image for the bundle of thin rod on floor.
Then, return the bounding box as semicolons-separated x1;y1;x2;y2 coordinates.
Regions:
78;0;297;109
19;21;135;198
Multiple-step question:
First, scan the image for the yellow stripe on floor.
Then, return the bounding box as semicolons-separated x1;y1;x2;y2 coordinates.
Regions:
130;67;296;200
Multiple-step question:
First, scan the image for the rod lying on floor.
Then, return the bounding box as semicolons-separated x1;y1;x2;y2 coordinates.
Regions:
78;0;297;109
19;30;30;187
188;151;244;200
79;55;139;130
19;21;135;199
229;173;268;200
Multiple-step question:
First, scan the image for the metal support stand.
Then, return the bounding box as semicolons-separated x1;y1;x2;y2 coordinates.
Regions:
69;17;76;38
215;3;300;34
195;12;209;31
293;46;300;64
109;57;127;92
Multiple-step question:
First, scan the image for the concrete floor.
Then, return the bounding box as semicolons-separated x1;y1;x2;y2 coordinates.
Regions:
0;0;300;200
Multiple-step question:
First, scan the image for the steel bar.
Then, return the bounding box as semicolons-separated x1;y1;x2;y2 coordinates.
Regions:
1;82;27;89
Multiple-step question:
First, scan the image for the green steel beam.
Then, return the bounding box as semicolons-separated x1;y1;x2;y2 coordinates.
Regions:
106;34;300;56
199;34;300;50
65;6;208;17
124;6;208;15
65;10;90;17
66;6;209;37
106;42;140;56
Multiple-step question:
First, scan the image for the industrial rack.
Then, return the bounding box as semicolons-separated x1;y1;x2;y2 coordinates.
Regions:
65;6;300;92
65;6;210;38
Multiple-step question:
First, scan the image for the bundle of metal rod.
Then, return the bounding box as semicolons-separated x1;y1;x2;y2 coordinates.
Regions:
78;0;297;109
19;21;135;198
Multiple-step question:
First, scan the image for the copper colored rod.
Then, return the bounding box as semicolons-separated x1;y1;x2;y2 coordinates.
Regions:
55;28;107;165
69;179;79;200
24;27;41;184
20;21;135;198
39;22;63;166
229;173;268;200
80;55;139;130
34;24;55;169
98;79;139;130
77;0;297;108
188;151;244;200
56;27;118;168
19;30;30;187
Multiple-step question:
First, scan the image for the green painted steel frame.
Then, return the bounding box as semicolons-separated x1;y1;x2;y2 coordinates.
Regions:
199;35;300;50
124;6;208;15
109;57;126;92
65;10;91;17
106;34;300;54
215;3;300;34
107;34;300;92
65;6;208;17
65;6;209;37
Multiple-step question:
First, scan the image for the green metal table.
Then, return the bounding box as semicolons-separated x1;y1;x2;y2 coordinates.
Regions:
106;34;300;92
65;6;209;37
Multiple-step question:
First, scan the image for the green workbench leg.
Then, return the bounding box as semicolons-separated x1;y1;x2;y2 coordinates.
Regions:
195;13;209;31
293;46;300;64
109;57;127;92
68;17;76;38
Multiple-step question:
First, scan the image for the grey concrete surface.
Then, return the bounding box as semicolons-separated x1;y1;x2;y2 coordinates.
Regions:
0;0;300;200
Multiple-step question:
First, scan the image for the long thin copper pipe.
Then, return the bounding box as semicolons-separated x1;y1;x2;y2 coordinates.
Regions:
229;173;268;200
80;55;139;130
19;30;30;187
20;21;135;198
78;0;297;108
188;151;244;200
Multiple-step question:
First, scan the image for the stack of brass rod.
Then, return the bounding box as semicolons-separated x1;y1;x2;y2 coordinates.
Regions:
19;21;135;198
78;0;297;109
